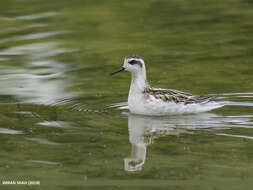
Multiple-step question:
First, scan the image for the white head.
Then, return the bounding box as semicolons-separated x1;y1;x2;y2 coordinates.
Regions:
123;54;145;73
110;54;146;76
111;54;148;91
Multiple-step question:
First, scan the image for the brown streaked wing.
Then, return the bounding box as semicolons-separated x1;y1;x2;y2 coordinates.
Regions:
145;86;220;104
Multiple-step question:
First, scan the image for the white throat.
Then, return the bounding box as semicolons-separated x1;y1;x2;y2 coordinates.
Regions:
130;67;148;93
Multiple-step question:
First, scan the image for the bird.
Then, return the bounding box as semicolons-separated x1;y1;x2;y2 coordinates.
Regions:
110;54;226;116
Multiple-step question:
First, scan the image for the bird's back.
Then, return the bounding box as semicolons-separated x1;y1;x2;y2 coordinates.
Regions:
144;86;222;105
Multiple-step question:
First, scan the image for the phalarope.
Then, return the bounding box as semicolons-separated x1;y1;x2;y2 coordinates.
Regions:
111;54;225;116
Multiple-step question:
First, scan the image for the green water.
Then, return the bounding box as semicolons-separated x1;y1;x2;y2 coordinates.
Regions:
0;0;253;189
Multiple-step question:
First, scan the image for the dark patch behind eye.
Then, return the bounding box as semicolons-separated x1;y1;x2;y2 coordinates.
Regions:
129;60;138;65
128;60;143;67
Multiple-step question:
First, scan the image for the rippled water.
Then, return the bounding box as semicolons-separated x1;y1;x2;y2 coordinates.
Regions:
0;0;253;189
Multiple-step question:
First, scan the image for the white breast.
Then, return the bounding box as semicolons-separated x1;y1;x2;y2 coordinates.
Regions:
128;87;147;115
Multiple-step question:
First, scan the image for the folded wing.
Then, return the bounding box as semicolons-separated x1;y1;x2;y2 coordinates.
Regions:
145;86;221;104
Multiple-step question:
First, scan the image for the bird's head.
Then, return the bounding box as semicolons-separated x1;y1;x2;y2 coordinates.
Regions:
110;54;145;75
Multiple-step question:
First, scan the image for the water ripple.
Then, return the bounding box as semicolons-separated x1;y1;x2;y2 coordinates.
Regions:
25;138;61;145
15;12;58;20
37;121;74;129
0;127;23;135
27;160;59;165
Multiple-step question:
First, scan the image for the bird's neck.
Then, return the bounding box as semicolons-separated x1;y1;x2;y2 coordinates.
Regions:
130;69;148;93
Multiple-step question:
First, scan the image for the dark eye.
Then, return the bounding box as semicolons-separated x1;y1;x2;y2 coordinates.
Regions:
128;60;137;65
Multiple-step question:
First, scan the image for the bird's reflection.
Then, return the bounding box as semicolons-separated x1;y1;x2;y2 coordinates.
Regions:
124;113;222;172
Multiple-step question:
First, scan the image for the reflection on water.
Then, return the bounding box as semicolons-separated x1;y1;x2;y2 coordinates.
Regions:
27;160;59;165
125;112;253;172
0;127;23;135
25;137;61;145
15;12;58;20
0;12;76;105
36;120;73;129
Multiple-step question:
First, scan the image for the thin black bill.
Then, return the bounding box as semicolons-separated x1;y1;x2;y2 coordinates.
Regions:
110;67;125;75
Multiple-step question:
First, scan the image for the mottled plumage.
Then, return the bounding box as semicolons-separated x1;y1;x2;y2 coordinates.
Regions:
144;86;221;104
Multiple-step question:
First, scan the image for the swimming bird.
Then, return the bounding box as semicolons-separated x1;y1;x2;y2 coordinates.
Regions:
110;54;225;116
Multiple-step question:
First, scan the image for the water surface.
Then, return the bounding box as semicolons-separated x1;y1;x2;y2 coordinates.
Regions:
0;0;253;189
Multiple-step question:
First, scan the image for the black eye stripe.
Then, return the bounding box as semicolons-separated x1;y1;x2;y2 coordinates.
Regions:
128;60;143;67
128;60;138;65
